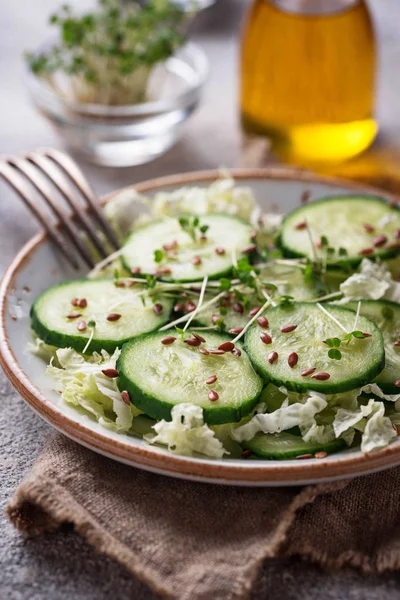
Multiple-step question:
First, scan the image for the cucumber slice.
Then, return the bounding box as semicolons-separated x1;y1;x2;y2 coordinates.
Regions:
345;300;400;394
241;431;346;460
258;383;287;412
31;279;173;354
196;263;318;332
116;330;263;425
245;302;385;394
280;195;400;267
121;214;253;282
131;415;156;437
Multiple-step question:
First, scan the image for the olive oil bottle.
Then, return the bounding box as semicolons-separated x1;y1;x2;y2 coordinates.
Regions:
240;0;377;165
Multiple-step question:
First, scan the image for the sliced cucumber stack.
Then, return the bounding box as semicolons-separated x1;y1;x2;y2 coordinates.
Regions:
31;279;173;354
116;330;263;425
245;302;385;394
241;431;346;460
346;300;400;394
121;214;253;282
280;195;400;267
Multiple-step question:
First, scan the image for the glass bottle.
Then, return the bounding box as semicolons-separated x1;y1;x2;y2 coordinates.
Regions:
240;0;377;165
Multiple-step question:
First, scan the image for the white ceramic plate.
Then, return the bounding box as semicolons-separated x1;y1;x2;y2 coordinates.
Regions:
2;168;400;486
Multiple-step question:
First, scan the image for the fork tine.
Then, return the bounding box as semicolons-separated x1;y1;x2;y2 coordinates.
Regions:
7;157;96;269
26;152;110;260
0;161;80;270
39;148;120;251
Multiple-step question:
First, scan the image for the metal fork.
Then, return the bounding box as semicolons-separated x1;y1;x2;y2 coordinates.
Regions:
0;148;120;269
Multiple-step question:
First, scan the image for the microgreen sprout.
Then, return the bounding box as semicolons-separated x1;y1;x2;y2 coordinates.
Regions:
178;216;209;243
154;249;165;263
26;0;187;106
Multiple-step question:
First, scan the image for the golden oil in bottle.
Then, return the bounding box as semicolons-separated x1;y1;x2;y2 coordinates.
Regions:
240;0;377;165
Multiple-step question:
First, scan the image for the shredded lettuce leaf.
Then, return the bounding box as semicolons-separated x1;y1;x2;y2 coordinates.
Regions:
144;403;228;458
232;392;327;442
333;398;396;452
151;176;257;222
48;347;139;432
26;337;57;362
340;259;400;303
361;383;400;403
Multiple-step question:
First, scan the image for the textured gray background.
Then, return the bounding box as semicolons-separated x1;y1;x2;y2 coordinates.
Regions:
2;1;400;599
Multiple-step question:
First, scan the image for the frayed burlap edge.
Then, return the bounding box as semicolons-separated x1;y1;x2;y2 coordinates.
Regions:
6;468;348;600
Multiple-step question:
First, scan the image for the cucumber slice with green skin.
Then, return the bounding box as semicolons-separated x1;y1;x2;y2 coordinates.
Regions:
121;214;253;282
241;431;346;460
258;383;287;412
244;302;385;394
130;415;156;437
196;263;319;332
31;279;173;354
280;196;400;268
116;330;264;425
345;300;400;394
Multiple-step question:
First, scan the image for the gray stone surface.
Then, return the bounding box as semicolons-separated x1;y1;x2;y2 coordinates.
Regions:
2;1;400;598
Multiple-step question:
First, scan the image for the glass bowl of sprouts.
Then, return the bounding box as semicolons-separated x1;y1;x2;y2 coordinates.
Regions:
25;0;208;167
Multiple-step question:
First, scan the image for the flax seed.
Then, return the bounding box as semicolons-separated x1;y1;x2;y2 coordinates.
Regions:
186;301;196;313
161;336;176;345
241;244;256;254
358;247;374;256
193;332;206;343
77;320;87;332
281;324;297;333
260;333;272;345
363;224;375;233
312;372;331;381
121;390;130;405
268;351;278;364
173;302;185;313
372;235;388;247
184;338;201;347
301;367;316;377
218;341;234;352
257;316;269;328
102;368;119;378
229;327;243;335
315;451;328;459
163;240;178;251
295;221;307;230
107;313;121;322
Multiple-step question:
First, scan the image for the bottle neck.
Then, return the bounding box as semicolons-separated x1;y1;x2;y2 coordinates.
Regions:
270;0;360;16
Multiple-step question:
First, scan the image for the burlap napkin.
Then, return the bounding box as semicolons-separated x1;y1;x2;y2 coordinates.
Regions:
7;432;400;600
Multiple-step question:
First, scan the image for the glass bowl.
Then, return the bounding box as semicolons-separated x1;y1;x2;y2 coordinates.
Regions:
25;42;208;167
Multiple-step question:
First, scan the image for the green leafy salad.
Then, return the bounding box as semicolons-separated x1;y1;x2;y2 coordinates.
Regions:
29;176;400;461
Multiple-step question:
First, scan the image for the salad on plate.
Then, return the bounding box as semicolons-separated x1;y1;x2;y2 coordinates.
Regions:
29;176;400;461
